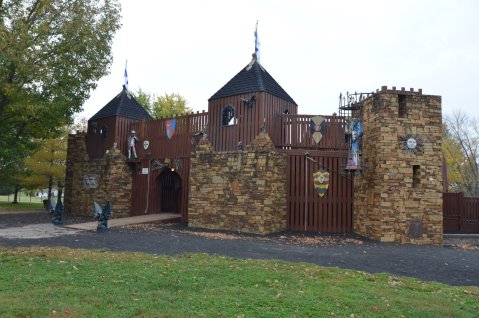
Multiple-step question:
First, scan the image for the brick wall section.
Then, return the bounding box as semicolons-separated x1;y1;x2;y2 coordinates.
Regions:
354;87;443;244
64;133;132;218
188;132;287;234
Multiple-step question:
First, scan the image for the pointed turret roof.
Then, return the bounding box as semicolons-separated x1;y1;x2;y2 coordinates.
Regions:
209;54;297;105
89;86;153;121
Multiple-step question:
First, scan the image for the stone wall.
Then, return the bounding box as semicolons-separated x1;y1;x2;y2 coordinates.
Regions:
354;86;443;244
64;133;132;218
188;132;287;234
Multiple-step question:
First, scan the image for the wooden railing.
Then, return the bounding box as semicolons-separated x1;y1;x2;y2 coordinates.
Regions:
274;114;348;151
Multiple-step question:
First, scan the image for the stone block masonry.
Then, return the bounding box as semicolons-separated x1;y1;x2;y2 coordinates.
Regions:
354;87;443;244
188;132;288;235
64;133;132;218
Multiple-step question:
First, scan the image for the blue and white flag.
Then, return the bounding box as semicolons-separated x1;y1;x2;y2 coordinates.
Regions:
124;60;129;90
254;20;260;62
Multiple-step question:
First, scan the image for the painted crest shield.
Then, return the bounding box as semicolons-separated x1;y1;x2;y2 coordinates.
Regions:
166;119;176;140
313;169;329;197
309;116;327;144
143;140;150;150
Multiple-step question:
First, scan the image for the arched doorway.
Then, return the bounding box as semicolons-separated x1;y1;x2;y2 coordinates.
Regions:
158;169;182;214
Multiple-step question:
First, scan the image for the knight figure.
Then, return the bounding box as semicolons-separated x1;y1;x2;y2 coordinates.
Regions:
345;118;363;171
127;130;139;159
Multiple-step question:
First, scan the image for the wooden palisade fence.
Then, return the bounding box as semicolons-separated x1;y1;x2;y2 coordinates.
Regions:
443;192;479;233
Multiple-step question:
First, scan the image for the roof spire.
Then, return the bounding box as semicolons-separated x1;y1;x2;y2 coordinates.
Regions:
246;53;257;70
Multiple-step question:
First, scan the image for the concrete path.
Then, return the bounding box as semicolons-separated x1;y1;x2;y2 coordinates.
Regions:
0;223;79;239
0;212;180;239
64;213;181;231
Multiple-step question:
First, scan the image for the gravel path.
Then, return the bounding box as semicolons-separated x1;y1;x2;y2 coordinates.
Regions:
1;211;478;286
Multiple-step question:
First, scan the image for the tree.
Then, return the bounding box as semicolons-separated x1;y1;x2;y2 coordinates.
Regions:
443;111;479;195
23;132;67;204
0;0;122;180
133;90;191;119
133;88;154;115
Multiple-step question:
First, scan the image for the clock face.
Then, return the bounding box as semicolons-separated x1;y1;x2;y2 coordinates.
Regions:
406;138;417;150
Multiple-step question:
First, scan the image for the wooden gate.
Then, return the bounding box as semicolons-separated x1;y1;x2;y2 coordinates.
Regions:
444;192;479;233
286;151;353;232
274;114;353;233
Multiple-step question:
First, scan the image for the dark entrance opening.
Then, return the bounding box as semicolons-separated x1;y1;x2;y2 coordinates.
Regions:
158;169;182;213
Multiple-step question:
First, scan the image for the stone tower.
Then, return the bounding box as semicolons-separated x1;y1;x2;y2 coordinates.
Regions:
354;86;443;244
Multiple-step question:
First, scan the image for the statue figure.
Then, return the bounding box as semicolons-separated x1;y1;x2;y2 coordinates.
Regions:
94;201;111;232
52;200;63;225
127;130;139;159
345;118;363;171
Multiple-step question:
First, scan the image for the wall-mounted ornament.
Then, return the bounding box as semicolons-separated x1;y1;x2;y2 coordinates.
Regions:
172;157;182;171
313;169;330;197
345;118;363;171
309;116;327;144
83;174;99;188
402;134;422;153
241;95;256;107
143;140;150;150
166;119;176;140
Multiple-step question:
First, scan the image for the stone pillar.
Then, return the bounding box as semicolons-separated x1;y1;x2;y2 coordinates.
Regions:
188;132;287;234
354;87;443;244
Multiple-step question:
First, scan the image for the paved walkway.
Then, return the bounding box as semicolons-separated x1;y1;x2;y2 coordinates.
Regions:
64;213;181;231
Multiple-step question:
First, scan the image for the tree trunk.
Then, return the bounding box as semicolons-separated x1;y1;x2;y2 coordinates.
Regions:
12;185;20;204
57;188;63;203
47;175;53;205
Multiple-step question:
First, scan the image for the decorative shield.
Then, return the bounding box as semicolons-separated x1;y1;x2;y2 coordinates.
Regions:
143;140;150;150
313;169;329;197
166;119;176;140
309;116;327;144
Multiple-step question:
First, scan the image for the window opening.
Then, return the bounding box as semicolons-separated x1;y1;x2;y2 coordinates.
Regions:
413;165;420;188
100;124;108;141
398;95;407;118
222;105;236;126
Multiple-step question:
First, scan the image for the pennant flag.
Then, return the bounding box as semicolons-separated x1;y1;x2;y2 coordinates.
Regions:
309;116;327;144
166;119;176;140
124;60;129;90
313;169;330;197
254;20;260;62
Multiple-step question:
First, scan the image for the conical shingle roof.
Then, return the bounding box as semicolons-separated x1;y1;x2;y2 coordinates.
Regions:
209;54;297;105
89;86;153;121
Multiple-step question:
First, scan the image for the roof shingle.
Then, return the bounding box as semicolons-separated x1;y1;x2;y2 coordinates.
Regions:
209;55;297;105
89;86;153;121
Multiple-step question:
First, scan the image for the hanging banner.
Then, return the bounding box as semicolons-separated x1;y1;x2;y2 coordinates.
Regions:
309;116;327;144
166;119;176;140
313;169;329;197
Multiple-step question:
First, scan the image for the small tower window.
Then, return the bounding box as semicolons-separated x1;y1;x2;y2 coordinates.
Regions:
100;124;108;141
413;165;421;188
398;94;407;118
222;105;236;126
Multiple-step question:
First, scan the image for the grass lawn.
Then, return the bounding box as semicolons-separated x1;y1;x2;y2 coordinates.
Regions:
0;192;43;207
0;248;477;317
0;201;44;211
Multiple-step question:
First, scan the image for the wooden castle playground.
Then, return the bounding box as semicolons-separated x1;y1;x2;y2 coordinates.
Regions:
65;53;461;244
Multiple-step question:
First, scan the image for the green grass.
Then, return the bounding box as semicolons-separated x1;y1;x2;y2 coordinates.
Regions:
0;248;477;317
0;192;44;204
0;201;44;210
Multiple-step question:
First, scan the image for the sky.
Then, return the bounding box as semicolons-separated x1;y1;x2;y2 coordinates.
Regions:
79;0;479;121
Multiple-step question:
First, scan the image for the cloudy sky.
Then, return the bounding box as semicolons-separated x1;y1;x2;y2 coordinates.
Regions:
79;0;479;121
